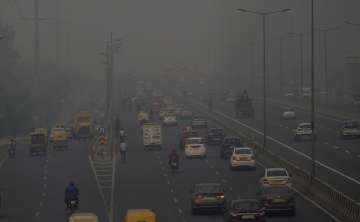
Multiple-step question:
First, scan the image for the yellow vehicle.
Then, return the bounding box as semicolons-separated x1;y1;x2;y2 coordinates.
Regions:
29;128;48;156
52;128;68;150
125;209;156;222
73;112;94;139
68;213;99;222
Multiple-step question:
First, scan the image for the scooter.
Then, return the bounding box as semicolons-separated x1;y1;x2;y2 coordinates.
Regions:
8;148;15;158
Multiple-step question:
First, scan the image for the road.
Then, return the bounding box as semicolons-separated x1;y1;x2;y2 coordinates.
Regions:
112;106;335;222
191;95;360;200
0;140;108;222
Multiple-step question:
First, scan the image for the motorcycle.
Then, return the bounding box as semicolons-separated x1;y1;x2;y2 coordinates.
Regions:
169;159;179;172
8;148;15;158
67;199;78;214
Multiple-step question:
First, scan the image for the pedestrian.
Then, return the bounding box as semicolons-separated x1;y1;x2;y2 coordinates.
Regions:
120;142;127;162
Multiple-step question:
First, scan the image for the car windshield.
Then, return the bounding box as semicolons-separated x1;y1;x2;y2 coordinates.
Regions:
187;138;203;144
195;184;221;193
235;149;252;155
263;186;291;195
343;122;358;129
299;124;311;129
232;200;260;210
267;170;288;177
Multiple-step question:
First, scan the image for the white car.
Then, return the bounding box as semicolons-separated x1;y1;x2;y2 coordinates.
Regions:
259;168;292;187
281;110;296;120
294;122;316;141
185;137;207;158
163;115;177;126
230;147;255;169
339;121;360;139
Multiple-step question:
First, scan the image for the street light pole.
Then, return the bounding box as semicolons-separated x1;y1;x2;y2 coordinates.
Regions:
310;0;316;179
237;7;291;150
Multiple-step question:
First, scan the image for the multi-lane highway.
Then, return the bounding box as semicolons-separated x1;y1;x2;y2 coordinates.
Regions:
0;140;108;222
189;94;360;200
0;94;347;222
112;104;336;221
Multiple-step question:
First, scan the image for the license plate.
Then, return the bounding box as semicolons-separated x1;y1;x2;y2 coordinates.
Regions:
242;215;255;219
70;201;76;204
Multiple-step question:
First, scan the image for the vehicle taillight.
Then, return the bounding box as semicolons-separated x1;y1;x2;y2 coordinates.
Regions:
217;193;225;199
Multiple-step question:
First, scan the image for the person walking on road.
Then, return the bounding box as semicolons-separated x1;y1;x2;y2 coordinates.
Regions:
120;141;127;162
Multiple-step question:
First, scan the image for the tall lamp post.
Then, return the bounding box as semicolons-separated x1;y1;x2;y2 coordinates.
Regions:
318;26;340;103
237;7;291;149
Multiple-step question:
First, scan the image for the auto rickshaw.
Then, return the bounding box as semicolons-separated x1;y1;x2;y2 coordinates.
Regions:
125;209;156;222
68;213;99;222
29;128;48;156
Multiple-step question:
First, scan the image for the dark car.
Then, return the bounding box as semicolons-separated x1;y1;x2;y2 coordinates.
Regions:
224;199;266;222
259;186;296;215
191;118;208;128
191;183;226;214
339;120;360;139
220;137;243;159
206;128;225;145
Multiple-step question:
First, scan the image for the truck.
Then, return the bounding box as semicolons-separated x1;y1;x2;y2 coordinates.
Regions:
29;128;48;156
142;123;162;150
235;90;254;118
73;111;94;139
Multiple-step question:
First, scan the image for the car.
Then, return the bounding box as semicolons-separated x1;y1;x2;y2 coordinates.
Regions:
206;128;225;145
185;137;207;158
284;91;294;97
259;185;296;216
294;122;316;141
220;137;243;159
180;109;193;119
230;147;255;170
223;199;266;222
179;129;198;149
191;183;226;214
65;128;73;139
259;168;292;188
281;109;296;120
162;115;177;126
339;120;360;139
191;117;208;128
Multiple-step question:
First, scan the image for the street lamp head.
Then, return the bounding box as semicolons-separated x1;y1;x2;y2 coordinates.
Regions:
237;8;249;13
281;8;292;13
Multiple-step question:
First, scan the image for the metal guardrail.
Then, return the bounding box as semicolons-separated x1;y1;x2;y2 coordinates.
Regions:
180;95;360;222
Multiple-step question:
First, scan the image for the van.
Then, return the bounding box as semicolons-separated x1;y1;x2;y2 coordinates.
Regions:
125;209;156;222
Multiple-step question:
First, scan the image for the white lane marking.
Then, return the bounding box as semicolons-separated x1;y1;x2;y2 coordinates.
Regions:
35;212;40;217
39;202;43;207
167;180;170;185
205;159;209;163
279;124;283;127
333;146;340;150
43;176;47;180
42;192;46;197
160;161;163;165
215;171;220;175
178;208;183;215
209;165;214;169
163;173;168;177
292;187;341;222
323;142;329;145
229;187;233;191
43;184;47;189
345;150;351;154
197;103;360;186
173;197;178;203
221;179;227;183
170;188;174;193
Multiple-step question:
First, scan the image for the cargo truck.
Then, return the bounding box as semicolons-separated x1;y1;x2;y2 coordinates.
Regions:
73;112;94;139
142;123;162;150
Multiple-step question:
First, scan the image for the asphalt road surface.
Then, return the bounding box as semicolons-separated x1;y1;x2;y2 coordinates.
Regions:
112;106;335;222
0;140;108;222
191;95;360;201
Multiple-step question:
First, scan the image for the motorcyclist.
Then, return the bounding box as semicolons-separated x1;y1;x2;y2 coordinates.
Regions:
168;149;179;165
64;181;79;208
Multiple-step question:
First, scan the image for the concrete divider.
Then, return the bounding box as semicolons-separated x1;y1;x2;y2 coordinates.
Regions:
179;95;360;222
